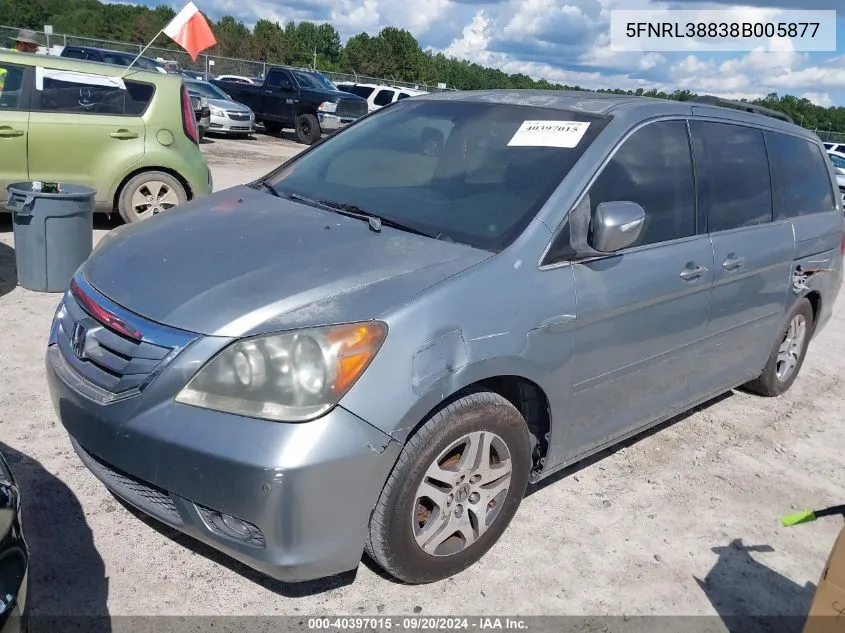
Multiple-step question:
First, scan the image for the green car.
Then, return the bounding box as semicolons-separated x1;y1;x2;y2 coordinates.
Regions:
0;51;212;222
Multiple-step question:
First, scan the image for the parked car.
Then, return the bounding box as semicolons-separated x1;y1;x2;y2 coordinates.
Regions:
0;51;212;223
213;66;367;144
59;45;166;74
0;451;28;633
336;82;427;112
828;151;845;204
215;74;260;85
46;91;844;585
184;79;255;137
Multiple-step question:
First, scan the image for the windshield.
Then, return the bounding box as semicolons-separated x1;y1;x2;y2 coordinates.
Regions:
293;70;336;91
187;81;230;100
265;100;610;251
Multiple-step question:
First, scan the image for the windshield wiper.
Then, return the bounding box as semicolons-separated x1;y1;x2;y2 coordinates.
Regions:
315;199;436;238
253;180;281;197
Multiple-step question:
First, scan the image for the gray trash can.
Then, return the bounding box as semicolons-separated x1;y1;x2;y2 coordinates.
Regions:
6;182;96;293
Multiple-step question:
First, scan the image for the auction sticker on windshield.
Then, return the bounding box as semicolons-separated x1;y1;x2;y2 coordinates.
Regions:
507;121;590;148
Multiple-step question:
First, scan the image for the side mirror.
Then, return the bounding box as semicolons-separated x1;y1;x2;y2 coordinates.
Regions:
590;201;646;253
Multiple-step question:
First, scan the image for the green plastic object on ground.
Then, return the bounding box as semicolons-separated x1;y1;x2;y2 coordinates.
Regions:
782;510;818;526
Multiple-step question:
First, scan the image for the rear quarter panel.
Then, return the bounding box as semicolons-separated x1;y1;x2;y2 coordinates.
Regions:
107;77;210;203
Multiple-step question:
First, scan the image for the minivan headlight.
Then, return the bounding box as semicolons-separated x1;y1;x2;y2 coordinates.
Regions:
175;322;387;422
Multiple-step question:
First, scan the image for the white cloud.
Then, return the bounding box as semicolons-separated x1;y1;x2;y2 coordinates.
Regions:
803;91;834;107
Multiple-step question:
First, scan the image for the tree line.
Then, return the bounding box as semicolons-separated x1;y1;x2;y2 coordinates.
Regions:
2;0;844;133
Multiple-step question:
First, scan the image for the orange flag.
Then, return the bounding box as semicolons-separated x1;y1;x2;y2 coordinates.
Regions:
163;2;217;61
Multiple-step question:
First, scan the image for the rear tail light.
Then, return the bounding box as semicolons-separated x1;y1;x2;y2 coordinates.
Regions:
181;84;199;145
840;234;845;256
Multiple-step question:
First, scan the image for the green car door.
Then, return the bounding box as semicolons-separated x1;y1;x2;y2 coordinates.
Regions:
27;68;147;209
0;61;30;195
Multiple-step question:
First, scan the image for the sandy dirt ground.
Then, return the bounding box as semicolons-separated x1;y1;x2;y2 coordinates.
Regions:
0;132;843;623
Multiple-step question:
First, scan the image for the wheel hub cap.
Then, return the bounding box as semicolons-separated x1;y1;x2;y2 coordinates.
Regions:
776;314;806;382
413;430;513;557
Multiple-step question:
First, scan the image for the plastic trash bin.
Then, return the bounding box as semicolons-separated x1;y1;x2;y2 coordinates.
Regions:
6;182;95;293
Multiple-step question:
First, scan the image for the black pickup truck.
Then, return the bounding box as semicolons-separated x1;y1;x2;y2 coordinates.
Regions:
212;67;368;145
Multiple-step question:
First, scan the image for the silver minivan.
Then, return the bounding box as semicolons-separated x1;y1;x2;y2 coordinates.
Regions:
46;91;845;585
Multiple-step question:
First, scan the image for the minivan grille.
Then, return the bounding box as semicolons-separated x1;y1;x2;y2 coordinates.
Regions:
336;99;368;119
55;279;196;396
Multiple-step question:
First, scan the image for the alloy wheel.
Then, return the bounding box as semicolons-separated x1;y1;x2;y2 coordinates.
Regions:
776;314;807;382
413;431;512;557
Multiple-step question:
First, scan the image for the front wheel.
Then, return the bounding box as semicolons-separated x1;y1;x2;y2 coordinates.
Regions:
366;391;532;584
117;171;187;224
295;113;321;145
744;297;814;397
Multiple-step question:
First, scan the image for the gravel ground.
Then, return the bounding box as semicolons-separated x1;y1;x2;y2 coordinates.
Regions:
0;133;843;622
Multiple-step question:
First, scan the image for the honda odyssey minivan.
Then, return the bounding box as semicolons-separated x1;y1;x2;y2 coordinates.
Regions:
46;91;845;585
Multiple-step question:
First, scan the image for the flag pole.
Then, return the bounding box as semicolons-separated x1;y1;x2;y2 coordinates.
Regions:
121;30;164;78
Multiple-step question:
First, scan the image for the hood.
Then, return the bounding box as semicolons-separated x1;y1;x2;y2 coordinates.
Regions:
82;186;490;338
208;97;250;112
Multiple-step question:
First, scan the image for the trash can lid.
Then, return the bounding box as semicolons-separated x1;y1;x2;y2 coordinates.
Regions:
7;182;96;198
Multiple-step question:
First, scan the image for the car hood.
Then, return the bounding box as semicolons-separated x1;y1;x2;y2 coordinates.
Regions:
208;97;250;112
82;186;491;338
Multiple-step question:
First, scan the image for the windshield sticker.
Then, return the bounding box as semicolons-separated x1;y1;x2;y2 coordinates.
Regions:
507;121;590;148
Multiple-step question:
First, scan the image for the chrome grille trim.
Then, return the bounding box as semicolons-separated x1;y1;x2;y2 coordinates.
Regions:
53;274;199;400
226;111;252;121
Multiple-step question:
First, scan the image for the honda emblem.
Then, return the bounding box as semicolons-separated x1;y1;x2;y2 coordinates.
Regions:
71;323;88;359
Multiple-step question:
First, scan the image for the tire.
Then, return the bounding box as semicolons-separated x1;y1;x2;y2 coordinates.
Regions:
744;297;814;397
117;171;188;224
198;127;205;143
295;113;321;145
263;121;282;134
839;188;845;207
366;391;532;584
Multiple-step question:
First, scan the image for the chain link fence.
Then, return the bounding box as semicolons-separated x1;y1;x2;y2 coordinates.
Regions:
0;25;456;91
812;130;845;144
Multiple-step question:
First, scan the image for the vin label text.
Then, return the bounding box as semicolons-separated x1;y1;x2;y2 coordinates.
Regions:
610;9;836;52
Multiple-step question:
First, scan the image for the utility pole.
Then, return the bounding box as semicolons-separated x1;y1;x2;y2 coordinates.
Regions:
313;46;317;70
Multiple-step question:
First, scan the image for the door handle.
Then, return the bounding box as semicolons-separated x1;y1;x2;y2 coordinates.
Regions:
262;89;273;95
722;254;746;271
109;130;139;140
679;264;709;281
0;127;24;138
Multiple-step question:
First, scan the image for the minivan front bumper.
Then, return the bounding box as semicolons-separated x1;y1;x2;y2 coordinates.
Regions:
46;342;401;582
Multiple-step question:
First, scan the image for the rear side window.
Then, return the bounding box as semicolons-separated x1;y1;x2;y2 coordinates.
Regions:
398;92;411;100
766;132;836;218
62;48;86;60
350;85;375;99
124;81;155;115
689;121;772;233
34;75;154;116
373;89;394;107
587;120;696;247
265;70;293;90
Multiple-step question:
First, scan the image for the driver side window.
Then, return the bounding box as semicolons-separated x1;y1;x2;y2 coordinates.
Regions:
587;120;696;248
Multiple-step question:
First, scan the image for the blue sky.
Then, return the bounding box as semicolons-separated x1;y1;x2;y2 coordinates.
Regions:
124;0;845;106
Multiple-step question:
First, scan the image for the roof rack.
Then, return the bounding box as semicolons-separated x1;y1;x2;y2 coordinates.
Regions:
692;95;794;124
